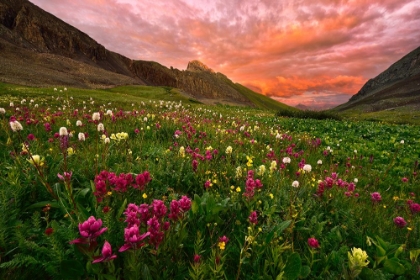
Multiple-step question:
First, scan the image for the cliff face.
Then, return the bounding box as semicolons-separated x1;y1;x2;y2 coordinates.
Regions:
0;0;277;108
350;46;420;102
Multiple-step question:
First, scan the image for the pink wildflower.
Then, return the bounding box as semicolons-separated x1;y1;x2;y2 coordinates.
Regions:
92;241;117;263
393;216;407;228
249;211;258;224
371;192;382;202
70;216;107;244
308;237;320;249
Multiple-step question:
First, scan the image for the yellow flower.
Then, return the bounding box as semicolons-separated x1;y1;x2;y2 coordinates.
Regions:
67;147;75;155
218;242;226;250
27;155;44;166
142;193;147;199
393;196;399;201
236;187;241;193
407;227;413;231
107;191;112;196
348;247;369;270
269;193;274;199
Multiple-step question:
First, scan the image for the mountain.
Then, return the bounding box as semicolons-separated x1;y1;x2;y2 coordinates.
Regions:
333;46;420;113
0;0;293;111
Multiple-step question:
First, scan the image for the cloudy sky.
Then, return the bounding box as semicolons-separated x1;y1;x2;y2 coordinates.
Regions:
30;0;420;109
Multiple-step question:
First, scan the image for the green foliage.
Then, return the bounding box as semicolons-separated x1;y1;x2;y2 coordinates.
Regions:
276;109;342;120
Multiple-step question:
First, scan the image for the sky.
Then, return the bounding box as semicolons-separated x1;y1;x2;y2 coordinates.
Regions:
30;0;420;109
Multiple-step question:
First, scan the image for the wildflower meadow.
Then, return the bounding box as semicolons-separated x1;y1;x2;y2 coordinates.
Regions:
0;87;419;279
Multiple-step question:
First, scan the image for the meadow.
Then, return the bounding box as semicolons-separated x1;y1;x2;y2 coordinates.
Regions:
0;84;419;279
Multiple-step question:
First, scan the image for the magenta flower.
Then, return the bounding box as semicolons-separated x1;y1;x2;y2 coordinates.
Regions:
308;237;320;249
193;254;201;263
179;196;191;212
27;134;35;141
70;216;107;244
393;216;407;228
219;236;229;244
204;180;212;189
57;172;72;182
371;192;382;202
147;216;164;249
409;203;420;214
92;241;117;263
152;200;167;219
169;200;181;220
119;224;150;252
401;177;408;183
249;211;258;224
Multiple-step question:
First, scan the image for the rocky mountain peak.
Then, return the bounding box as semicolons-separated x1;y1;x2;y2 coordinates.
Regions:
187;60;214;73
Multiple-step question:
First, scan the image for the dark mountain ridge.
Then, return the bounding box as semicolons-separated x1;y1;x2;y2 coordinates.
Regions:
0;0;291;109
335;46;420;113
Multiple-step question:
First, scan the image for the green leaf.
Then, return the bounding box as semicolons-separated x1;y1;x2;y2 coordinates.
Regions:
409;249;420;263
116;198;127;219
277;220;292;234
283;252;301;280
25;201;59;210
142;263;153;280
59;260;84;279
383;258;405;275
78;187;91;198
191;200;198;214
99;274;117;280
299;265;311;278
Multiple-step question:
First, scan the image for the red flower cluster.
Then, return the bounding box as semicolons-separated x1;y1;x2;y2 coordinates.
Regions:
94;170;151;202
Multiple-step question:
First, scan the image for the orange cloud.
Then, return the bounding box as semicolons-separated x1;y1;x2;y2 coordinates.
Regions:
29;0;420;108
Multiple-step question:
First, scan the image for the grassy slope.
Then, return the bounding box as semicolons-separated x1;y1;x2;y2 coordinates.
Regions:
220;80;298;112
0;83;198;106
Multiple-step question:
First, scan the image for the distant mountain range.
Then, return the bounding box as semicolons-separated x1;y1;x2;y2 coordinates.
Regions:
0;0;293;111
334;46;420;113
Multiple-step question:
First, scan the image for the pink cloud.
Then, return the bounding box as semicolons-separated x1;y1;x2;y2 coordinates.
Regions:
29;0;420;108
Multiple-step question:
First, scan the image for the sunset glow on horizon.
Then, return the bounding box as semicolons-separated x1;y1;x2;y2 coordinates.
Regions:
30;0;420;109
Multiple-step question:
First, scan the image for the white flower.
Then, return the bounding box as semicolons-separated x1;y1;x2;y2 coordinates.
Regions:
303;164;312;172
9;102;14;107
354;150;357;154
92;112;100;121
0;108;5;114
59;127;68;136
76;120;82;127
354;178;358;183
400;140;404;144
292;181;299;188
317;160;322;165
225;146;233;154
10;120;23;132
282;157;291;164
106;110;113;116
143;117;148;122
104;137;110;144
97;123;104;132
78;132;85;141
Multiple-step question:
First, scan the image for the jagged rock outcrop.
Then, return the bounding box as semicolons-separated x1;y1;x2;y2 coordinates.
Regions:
187;60;215;73
350;46;420;102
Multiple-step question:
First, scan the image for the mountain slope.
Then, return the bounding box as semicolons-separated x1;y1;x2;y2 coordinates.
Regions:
333;46;420;113
0;0;290;110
